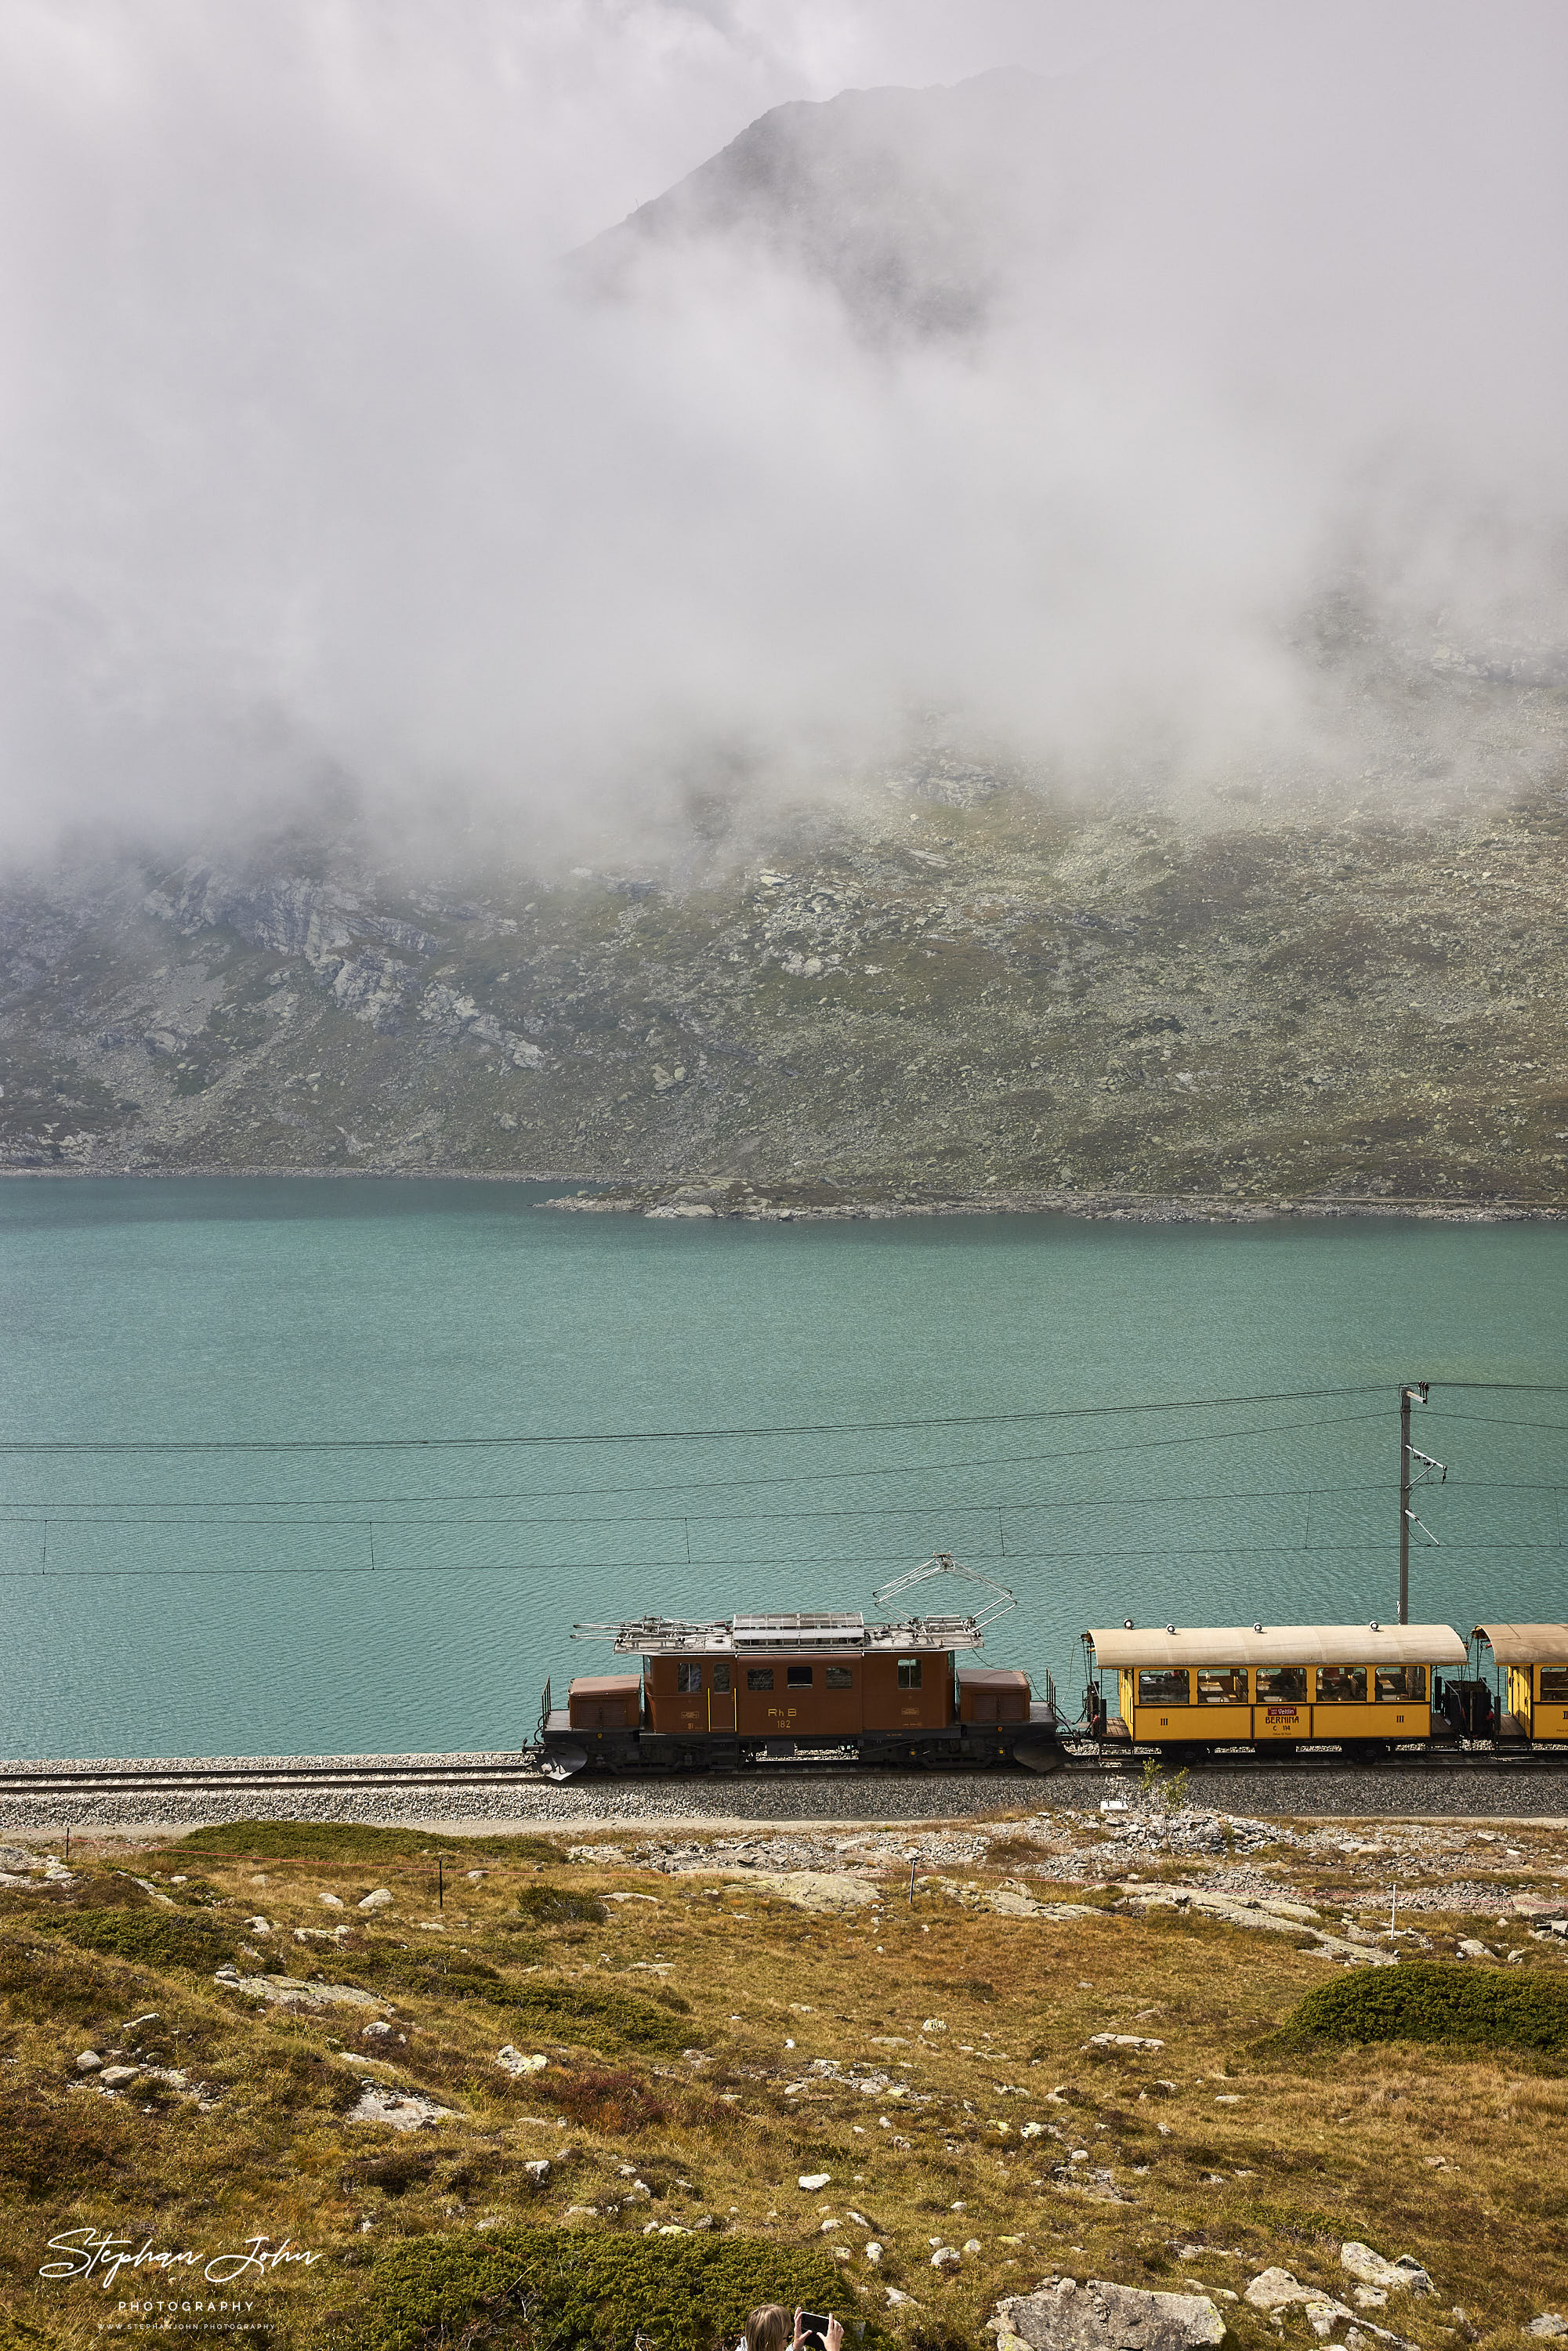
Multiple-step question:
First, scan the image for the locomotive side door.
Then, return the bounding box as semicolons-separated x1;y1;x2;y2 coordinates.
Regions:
708;1660;737;1733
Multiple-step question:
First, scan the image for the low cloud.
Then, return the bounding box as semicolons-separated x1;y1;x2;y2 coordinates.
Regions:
2;0;1565;871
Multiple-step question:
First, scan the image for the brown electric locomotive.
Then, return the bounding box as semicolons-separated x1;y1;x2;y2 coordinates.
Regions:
536;1555;1060;1777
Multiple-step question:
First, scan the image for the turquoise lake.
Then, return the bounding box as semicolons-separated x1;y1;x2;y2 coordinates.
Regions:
2;1179;1566;1761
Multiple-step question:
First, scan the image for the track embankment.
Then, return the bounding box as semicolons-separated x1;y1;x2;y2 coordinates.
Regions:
2;1749;1567;1833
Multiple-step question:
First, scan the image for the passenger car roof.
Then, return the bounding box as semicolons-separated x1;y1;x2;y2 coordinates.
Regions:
1473;1623;1568;1665
1086;1623;1465;1668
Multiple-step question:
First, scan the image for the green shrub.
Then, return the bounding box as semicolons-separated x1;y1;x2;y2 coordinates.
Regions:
515;1885;609;1926
356;1942;508;2001
38;1904;238;1976
501;1977;696;2052
355;2227;869;2351
1272;1961;1568;2058
168;1820;561;1865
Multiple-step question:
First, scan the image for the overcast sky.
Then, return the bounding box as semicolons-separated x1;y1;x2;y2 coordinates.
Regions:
2;1;1566;869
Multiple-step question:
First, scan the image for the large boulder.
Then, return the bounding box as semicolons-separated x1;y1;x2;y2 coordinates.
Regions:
996;2278;1228;2351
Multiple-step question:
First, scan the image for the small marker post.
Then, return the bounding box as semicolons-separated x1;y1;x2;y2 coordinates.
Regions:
908;1858;916;1906
438;1857;444;1911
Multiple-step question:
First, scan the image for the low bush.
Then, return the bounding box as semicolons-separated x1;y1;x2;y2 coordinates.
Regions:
537;2062;674;2135
0;1932;127;2025
0;2077;132;2201
356;2226;868;2351
169;1821;562;1865
514;1886;609;1927
501;1977;697;2052
38;1904;238;1976
1272;1961;1568;2058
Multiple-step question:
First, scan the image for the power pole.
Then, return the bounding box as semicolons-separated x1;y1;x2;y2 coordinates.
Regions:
1398;1381;1429;1625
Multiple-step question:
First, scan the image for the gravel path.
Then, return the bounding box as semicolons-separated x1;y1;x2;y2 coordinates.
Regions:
2;1751;1568;1835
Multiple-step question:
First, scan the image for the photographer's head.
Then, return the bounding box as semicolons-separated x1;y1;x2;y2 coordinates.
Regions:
745;2309;789;2351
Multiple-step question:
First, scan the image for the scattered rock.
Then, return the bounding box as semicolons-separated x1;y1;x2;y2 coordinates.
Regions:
1342;2247;1434;2297
798;2174;831;2192
1456;1939;1494;1960
523;2159;550;2181
496;2046;548;2077
932;2247;961;2269
1244;2270;1415;2346
214;1965;384;2012
358;1889;393;1912
362;2021;393;2041
346;2083;458;2130
74;2051;103;2073
1088;2034;1166;2053
320;1893;346;1910
1526;2319;1568;2338
98;2065;140;2088
866;2244;884;2265
998;2278;1228;2351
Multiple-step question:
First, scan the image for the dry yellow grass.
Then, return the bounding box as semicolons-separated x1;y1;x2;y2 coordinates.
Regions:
1;1819;1565;2349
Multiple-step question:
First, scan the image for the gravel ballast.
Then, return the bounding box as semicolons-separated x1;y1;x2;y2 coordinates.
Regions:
2;1750;1567;1834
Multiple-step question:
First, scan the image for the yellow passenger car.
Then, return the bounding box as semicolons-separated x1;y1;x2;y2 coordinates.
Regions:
1472;1625;1568;1745
1084;1622;1467;1752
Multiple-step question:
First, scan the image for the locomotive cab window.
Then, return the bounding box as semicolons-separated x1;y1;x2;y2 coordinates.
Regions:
1374;1665;1425;1702
1195;1666;1247;1704
712;1664;731;1693
1541;1666;1568;1701
825;1665;853;1690
897;1657;922;1690
786;1665;813;1688
1137;1668;1190;1707
747;1668;774;1691
1316;1665;1367;1703
675;1663;702;1694
1255;1665;1307;1702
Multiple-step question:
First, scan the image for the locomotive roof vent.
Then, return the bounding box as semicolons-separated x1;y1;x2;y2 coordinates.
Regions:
733;1610;865;1647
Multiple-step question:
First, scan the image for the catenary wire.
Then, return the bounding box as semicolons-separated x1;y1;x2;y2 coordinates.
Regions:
0;1383;1388;1454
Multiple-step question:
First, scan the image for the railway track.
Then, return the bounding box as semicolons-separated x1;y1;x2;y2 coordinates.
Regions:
2;1744;1566;1801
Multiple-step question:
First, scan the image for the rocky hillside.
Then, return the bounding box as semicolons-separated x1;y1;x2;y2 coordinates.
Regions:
3;665;1566;1211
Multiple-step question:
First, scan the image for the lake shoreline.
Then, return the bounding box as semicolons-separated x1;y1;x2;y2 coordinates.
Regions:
1;1163;1563;1223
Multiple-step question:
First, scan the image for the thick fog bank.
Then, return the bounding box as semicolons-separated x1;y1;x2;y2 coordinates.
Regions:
2;0;1566;873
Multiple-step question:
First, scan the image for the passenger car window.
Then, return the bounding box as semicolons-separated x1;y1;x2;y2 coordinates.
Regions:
1255;1665;1307;1702
787;1665;813;1688
825;1665;853;1690
675;1663;702;1694
897;1657;922;1690
1541;1665;1568;1701
1136;1668;1190;1706
747;1668;774;1691
1374;1665;1425;1702
1195;1667;1247;1704
712;1664;731;1693
1316;1665;1367;1703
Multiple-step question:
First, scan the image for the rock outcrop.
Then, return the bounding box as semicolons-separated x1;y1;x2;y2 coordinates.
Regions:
994;2277;1229;2351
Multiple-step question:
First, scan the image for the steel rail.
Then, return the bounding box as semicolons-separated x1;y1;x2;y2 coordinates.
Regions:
2;1745;1566;1799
